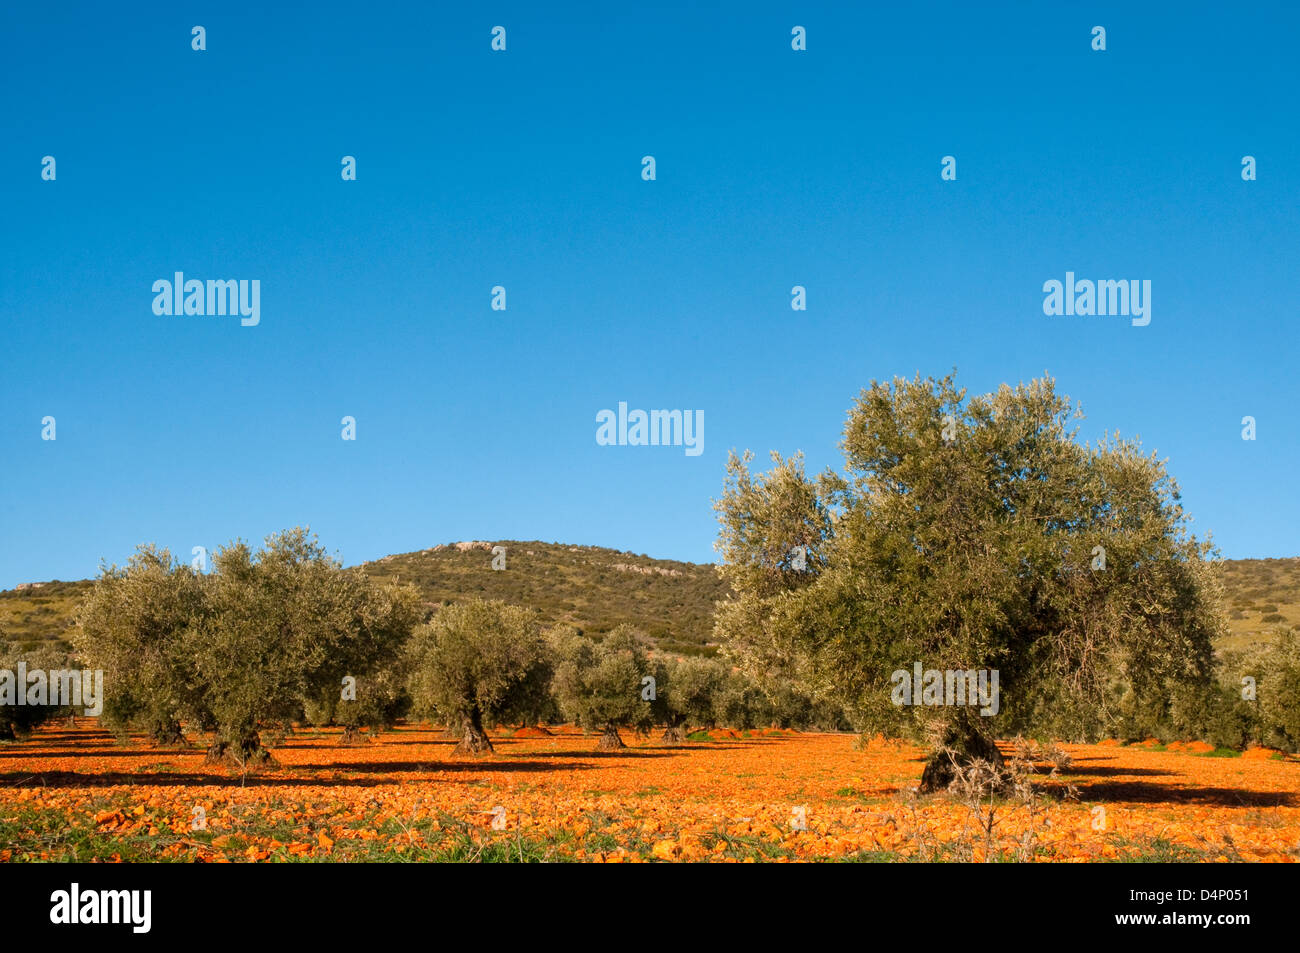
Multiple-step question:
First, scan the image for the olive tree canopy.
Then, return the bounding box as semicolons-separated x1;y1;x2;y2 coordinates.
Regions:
714;373;1225;790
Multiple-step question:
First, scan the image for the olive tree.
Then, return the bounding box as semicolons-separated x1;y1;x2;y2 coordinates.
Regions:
715;373;1225;791
550;624;654;749
657;656;726;740
307;655;416;745
406;599;547;755
77;529;419;765
74;545;208;745
185;529;418;764
1257;627;1300;752
0;641;78;740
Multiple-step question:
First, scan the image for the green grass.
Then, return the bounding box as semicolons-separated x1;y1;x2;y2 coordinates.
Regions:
839;849;903;862
1109;836;1220;863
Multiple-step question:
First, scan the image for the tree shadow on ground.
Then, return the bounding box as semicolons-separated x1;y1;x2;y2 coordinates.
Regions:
326;739;460;747
0;759;598;789
507;749;678;760
1068;780;1296;808
0;747;204;760
286;759;597;774
1055;765;1176;779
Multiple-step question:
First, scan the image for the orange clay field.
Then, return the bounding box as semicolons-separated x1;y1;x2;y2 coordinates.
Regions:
1;720;1296;863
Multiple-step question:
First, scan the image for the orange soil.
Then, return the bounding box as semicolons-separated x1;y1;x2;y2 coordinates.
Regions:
0;720;1295;862
510;726;554;738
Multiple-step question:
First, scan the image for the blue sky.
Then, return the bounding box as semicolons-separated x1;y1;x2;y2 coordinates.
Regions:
1;2;1296;588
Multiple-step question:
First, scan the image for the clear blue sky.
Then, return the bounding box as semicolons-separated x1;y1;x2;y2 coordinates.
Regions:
2;2;1296;589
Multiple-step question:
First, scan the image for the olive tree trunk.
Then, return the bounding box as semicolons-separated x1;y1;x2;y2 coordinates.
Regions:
453;709;494;755
661;720;687;743
204;729;271;767
340;725;369;746
152;719;185;747
919;721;1005;793
597;724;626;749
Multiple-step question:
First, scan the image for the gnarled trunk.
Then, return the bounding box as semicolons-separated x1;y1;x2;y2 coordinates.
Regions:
597;724;626;749
204;729;272;767
152;720;184;747
661;720;686;743
340;725;369;746
453;709;493;755
919;722;1005;793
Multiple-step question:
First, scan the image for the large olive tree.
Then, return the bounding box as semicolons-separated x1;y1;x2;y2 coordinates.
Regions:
77;528;419;765
715;373;1225;791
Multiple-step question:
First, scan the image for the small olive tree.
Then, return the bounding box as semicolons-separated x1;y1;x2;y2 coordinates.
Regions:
0;641;78;740
308;656;415;745
711;671;765;729
1257;627;1300;752
657;656;727;741
551;624;654;749
406;599;547;755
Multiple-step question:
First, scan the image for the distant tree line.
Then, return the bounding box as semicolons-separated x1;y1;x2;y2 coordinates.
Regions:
0;641;78;740
46;529;845;761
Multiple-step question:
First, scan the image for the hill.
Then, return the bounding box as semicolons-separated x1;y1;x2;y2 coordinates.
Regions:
0;579;93;650
1215;556;1300;652
0;541;730;655
359;540;727;654
2;545;1296;656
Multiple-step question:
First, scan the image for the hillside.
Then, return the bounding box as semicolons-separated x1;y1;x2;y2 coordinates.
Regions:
0;542;730;655
360;540;727;653
0;579;93;650
2;545;1296;656
1215;556;1300;651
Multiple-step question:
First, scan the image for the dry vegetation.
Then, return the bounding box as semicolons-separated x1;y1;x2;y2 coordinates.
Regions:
1216;557;1300;651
